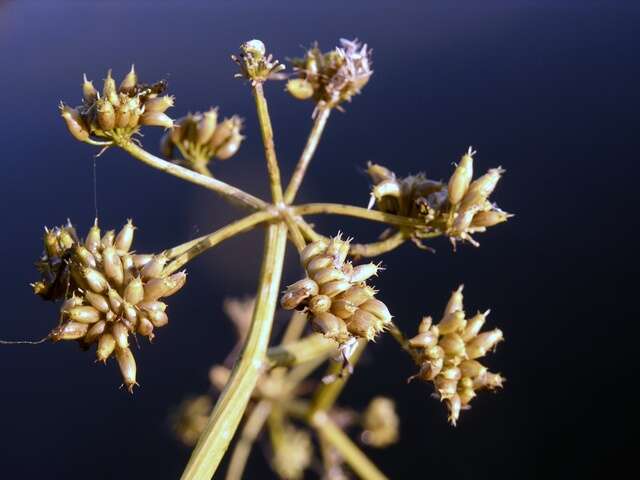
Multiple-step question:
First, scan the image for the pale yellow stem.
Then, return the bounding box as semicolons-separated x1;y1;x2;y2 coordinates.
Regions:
310;411;388;480
163;211;275;276
293;203;425;228
267;333;338;368
180;222;288;480
116;138;267;210
284;106;331;204
252;83;284;203
350;231;407;258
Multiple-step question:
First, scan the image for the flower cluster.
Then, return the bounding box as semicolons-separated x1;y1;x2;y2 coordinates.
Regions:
408;286;504;425
60;67;174;143
232;39;285;84
281;235;391;348
172;395;213;447
271;425;313;480
367;148;511;248
287;38;372;110
33;219;186;391
361;396;399;448
160;109;244;175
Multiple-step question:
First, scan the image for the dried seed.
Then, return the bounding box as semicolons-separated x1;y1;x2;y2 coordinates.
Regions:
115;346;137;392
124;277;144;304
112;322;129;349
66;306;101;324
115;219;135;253
96;332;116;362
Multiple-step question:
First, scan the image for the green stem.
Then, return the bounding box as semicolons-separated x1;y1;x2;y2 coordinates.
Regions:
350;231;407;258
180;222;288;480
284;106;331;204
116;139;267;210
310;411;388;480
252;83;284;203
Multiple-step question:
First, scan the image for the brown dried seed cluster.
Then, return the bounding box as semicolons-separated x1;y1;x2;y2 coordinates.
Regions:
288;38;372;109
33;219;186;391
60;66;173;142
232;39;285;84
160;108;244;175
367;148;512;249
272;425;313;480
280;235;392;345
408;285;504;425
361;396;399;448
172;395;213;447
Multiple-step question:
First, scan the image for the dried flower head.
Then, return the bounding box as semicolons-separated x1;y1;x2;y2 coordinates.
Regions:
232;39;285;84
34;219;186;391
288;38;372;109
281;235;391;350
408;285;504;425
160;109;244;175
172;395;213;447
361;396;399;448
367;148;512;249
60;66;173;143
271;424;313;480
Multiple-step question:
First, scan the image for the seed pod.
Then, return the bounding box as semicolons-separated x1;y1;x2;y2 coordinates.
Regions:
162;271;187;297
349;263;379;283
73;245;96;268
473;371;504;390
446;394;462;425
143;273;182;301
96;333;116;362
444;285;464;317
281;278;319;309
145;95;175;113
112;322;129;349
124;277;144;304
83;267;108;293
196;108;218;145
471;210;510;228
466;329;503;358
286;78;314;100
320;279;352;298
331;299;358;319
440;366;461;381
82;74;97;103
408;331;438;349
51;321;89;341
139;301;167;313
337;285;374;306
300;241;328;267
359;299;392;324
435;376;458;399
419;357;443;380
458;387;476;406
60;105;89;142
306;255;334;274
313;267;347;285
132;254;154;269
140;112;174;129
83;220;101;253
439;333;466;357
467;167;504;199
438;311;466;335
326;235;350;266
308;295;331;314
123;303;138;327
43;229;61;257
426;344;445;360
107;288;123;314
119;65;137;92
140;254;167;280
101;230;115;248
215;131;243;160
84;320;106;344
67;306;101;324
115;346;137;392
103;70;119;105
115;102;131;129
137;315;154;337
313;312;348;342
115;220;135;253
447;150;474;205
453;208;477;233
96;98;116;131
147;310;169;327
461;310;489;341
61;295;83;312
418;316;433;333
459;359;487;378
347;309;381;340
101;246;124;287
127;98;141;128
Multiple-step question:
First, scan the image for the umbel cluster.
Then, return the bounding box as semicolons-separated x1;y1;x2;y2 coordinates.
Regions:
33;220;185;391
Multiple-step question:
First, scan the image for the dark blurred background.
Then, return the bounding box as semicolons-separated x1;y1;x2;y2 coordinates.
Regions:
0;0;637;478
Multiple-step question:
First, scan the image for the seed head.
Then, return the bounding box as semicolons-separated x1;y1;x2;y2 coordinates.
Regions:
361;396;399;448
232;39;285;84
34;219;186;390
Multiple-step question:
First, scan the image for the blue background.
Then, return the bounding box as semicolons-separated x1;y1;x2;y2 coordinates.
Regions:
0;1;636;478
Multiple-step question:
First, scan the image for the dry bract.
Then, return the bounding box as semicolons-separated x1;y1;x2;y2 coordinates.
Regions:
408;285;505;425
33;219;186;391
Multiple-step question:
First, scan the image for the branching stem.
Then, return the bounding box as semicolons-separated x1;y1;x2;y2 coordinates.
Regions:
293;203;425;228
